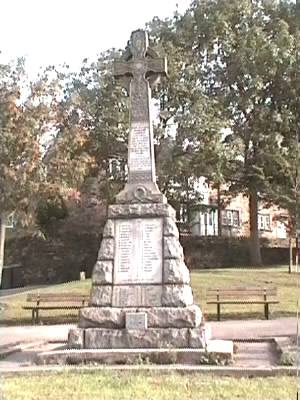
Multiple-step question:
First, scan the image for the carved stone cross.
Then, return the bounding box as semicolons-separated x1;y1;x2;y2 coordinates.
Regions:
114;30;167;186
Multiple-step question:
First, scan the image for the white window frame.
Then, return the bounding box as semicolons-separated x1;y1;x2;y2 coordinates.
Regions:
222;210;240;227
258;214;271;231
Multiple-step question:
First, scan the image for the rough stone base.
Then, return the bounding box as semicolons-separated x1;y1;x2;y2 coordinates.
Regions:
79;305;202;329
68;327;207;349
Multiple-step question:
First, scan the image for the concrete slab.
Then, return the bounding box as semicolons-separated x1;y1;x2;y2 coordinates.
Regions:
234;341;280;368
36;343;233;366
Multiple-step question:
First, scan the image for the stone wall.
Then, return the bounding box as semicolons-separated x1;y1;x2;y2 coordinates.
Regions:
4;202;106;287
5;232;101;286
181;236;289;269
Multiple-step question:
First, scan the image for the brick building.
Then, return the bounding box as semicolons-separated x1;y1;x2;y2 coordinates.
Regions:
188;178;289;240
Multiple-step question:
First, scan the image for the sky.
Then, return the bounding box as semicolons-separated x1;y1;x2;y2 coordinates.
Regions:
0;0;191;77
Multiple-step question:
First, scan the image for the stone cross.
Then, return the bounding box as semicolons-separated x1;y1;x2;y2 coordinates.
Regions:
114;30;167;185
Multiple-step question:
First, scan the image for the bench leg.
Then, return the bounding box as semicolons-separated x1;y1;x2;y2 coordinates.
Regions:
35;309;39;324
217;304;221;321
264;303;269;319
32;309;35;325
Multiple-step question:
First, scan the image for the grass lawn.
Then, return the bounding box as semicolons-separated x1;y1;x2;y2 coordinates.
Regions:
1;266;298;325
2;371;298;400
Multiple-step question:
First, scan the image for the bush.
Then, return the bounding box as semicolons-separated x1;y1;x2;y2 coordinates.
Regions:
36;195;68;227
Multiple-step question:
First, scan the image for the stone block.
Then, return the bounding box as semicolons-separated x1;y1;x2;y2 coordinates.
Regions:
97;238;114;260
115;183;166;204
143;305;202;328
103;220;115;238
68;328;84;349
162;284;193;307
108;203;176;219
189;328;206;348
164;217;179;238
92;261;113;285
85;328;189;349
112;285;162;307
164;237;184;259
79;306;202;329
164;259;190;284
79;307;124;328
89;285;112;306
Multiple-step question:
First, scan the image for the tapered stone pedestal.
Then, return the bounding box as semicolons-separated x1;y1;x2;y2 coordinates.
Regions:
68;201;208;350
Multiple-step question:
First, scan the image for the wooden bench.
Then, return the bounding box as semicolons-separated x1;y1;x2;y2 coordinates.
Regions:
206;287;279;321
23;293;89;324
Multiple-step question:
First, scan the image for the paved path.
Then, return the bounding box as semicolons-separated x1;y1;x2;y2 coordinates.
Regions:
0;286;47;299
0;318;297;370
0;318;297;348
0;324;75;348
210;317;298;340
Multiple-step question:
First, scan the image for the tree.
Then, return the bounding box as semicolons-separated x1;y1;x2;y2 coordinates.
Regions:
0;59;51;284
44;51;129;212
262;0;300;271
147;15;227;224
152;0;297;265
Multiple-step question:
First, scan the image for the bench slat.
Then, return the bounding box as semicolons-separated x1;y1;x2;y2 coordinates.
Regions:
26;298;88;303
26;294;89;302
207;300;279;305
206;293;277;299
207;290;276;297
23;306;85;310
207;287;276;293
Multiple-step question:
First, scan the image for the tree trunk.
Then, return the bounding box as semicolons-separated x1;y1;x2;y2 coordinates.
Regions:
289;236;293;274
217;183;222;236
249;189;262;266
0;215;6;288
295;235;299;273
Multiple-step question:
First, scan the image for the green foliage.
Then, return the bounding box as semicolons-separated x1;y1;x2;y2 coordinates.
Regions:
146;16;227;221
36;195;68;227
43;51;129;205
0;58;49;225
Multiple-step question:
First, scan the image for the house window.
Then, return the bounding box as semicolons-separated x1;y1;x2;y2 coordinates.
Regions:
258;214;271;231
222;210;240;227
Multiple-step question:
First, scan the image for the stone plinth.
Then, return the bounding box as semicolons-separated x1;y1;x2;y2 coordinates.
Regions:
69;327;207;349
78;305;202;329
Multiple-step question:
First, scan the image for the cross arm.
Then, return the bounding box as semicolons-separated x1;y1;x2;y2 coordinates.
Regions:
113;61;133;78
146;57;167;77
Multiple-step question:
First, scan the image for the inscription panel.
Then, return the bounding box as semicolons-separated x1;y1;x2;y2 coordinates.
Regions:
114;218;163;284
125;312;148;330
112;285;162;307
128;122;152;173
